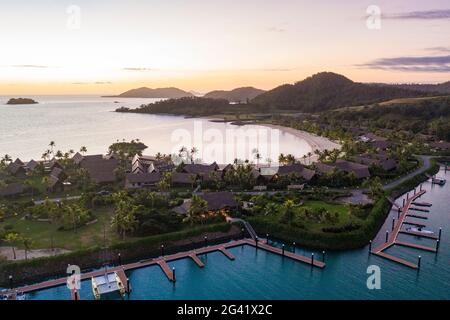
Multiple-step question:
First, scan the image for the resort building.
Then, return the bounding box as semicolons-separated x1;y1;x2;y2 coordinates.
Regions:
170;172;197;188
352;153;397;171
173;191;238;215
25;160;39;172
0;183;25;198
131;155;174;174
332;160;371;179
78;155;119;184
72;152;84;165
6;162;27;178
125;172;162;189
260;164;316;182
181;163;220;182
315;160;371;179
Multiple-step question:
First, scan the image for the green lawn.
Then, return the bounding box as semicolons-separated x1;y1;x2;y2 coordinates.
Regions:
2;207;122;250
252;200;363;233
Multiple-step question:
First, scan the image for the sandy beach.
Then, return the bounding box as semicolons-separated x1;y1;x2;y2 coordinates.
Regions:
259;123;341;163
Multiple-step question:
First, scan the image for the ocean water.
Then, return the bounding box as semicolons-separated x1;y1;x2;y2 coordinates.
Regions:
23;168;450;300
0;95;311;164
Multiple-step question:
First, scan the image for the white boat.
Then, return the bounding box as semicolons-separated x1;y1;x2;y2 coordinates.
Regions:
407;227;434;235
91;272;126;300
432;177;446;185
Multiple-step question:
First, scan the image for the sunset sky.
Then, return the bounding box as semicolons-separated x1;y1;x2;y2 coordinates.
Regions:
1;0;449;95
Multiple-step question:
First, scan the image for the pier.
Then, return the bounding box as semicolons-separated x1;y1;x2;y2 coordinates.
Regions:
412;202;432;207
1;237;325;298
399;230;438;240
371;189;436;269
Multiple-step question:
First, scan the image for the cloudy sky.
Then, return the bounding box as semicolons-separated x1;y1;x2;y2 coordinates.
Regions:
0;0;449;94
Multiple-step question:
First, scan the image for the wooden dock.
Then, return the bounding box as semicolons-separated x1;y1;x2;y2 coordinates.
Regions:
373;252;418;269
412;202;432;207
243;239;326;268
399;230;438;240
406;214;428;220
371;190;433;269
395;241;437;253
403;221;426;228
157;260;175;282
219;247;235;260
1;237;326;298
409;207;430;213
189;254;205;268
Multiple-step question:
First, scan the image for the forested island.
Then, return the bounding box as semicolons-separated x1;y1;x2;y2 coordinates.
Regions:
116;96;269;117
115;72;439;117
6;98;38;105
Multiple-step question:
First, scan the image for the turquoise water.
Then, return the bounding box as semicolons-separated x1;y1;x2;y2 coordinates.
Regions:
22;168;450;300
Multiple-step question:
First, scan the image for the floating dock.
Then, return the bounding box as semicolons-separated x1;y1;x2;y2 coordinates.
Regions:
189;254;205;268
399;230;438;240
406;214;428;220
403;221;426;228
371;190;433;269
412;202;432;207
1;237;325;298
157;261;175;282
409;207;430;213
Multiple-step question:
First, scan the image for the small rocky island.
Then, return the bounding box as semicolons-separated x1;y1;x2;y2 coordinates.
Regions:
6;98;38;105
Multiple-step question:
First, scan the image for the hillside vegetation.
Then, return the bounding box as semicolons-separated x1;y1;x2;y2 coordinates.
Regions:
252;72;428;112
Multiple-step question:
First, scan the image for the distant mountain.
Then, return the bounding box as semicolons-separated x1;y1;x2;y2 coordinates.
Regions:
189;90;204;97
204;87;265;102
106;87;194;98
387;81;450;94
252;72;428;112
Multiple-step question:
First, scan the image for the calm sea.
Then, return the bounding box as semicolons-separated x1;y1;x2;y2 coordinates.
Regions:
0;95;311;164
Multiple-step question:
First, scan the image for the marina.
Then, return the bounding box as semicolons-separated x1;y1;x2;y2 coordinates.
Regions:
2;168;450;300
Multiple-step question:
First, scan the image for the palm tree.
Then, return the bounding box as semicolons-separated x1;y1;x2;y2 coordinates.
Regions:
80;146;87;155
49;141;56;156
55;150;63;159
281;200;296;226
307;152;313;165
3;232;20;260
184;195;208;226
278;153;286;165
41;176;50;191
21;236;33;260
286;154;296;165
41;150;51;162
111;200;139;239
302;154;307;165
253;149;261;167
190;147;198;164
1;154;12;165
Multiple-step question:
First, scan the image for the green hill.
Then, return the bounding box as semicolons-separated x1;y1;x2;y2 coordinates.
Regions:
204;87;265;102
252;72;428;112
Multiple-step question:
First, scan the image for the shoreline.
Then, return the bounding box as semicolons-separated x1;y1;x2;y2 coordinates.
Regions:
258;123;341;155
203;116;341;161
